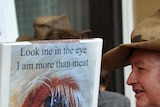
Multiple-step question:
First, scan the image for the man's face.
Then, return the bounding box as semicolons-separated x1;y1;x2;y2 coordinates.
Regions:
127;49;160;107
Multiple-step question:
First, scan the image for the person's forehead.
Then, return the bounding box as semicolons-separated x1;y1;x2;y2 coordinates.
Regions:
132;49;160;56
129;49;160;72
130;49;160;62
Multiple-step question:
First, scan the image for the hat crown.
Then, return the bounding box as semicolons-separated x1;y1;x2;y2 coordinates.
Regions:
131;9;160;43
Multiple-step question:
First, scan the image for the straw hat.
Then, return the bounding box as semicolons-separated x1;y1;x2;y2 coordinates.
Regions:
102;9;160;71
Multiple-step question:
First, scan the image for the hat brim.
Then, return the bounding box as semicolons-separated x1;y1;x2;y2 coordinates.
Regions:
102;38;160;71
16;35;33;41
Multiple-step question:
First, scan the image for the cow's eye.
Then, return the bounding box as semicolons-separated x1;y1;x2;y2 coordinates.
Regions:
44;94;67;107
22;77;79;107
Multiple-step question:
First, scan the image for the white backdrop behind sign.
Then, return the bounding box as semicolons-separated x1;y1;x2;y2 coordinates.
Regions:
122;0;136;107
0;0;18;42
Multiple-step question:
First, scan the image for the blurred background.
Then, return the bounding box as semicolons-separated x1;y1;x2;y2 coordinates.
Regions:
1;0;160;107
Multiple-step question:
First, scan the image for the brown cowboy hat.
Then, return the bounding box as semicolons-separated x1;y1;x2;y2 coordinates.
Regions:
16;14;71;41
102;9;160;71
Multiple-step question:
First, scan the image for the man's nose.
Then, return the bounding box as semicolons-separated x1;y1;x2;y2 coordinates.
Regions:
126;70;138;85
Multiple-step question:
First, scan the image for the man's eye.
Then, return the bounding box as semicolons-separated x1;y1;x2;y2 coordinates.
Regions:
137;67;145;71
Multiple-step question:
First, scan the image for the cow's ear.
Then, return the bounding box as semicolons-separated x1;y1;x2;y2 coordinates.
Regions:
81;29;92;38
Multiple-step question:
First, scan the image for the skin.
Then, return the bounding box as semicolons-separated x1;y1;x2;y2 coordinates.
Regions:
127;49;160;107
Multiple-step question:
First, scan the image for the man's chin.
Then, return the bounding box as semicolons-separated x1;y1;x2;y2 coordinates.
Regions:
136;95;151;107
